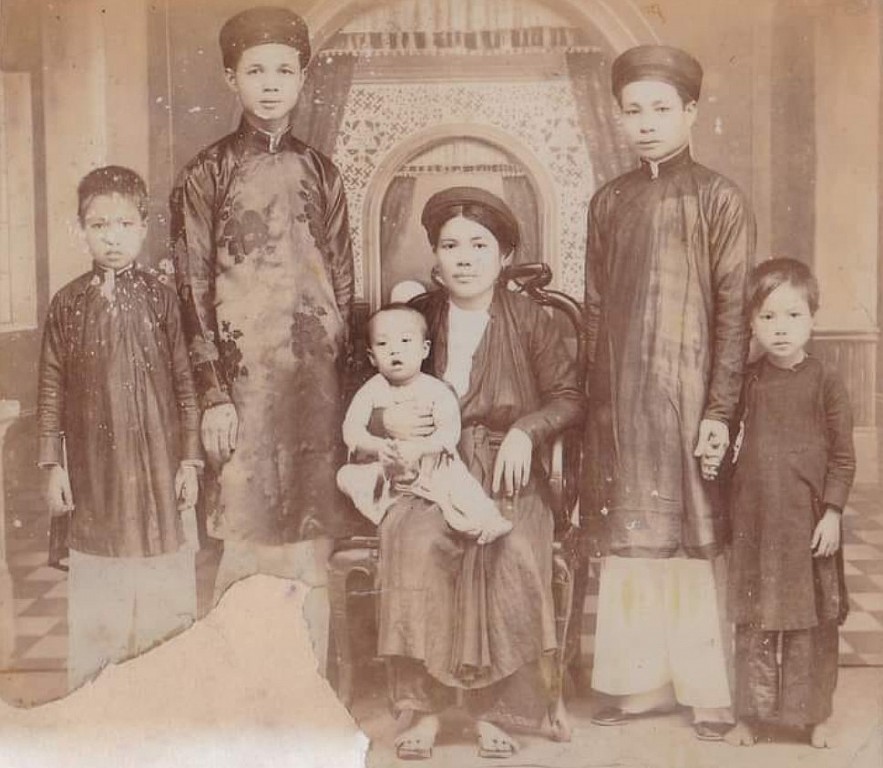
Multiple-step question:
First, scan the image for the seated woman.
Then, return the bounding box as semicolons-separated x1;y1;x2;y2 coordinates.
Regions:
375;186;585;759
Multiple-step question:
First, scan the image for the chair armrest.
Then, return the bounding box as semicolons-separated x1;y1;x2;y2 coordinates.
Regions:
549;434;565;506
549;427;582;535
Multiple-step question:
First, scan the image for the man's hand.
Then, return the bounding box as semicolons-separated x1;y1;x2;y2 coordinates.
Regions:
46;465;74;517
812;509;841;558
175;464;199;509
201;403;238;467
694;419;730;462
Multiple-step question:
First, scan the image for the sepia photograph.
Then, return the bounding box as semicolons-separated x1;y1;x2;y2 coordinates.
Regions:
0;0;880;765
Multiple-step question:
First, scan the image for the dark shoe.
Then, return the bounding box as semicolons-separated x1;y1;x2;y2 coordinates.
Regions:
591;707;634;726
694;721;732;741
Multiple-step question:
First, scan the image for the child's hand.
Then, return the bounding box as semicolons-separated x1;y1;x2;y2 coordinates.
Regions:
811;509;841;558
45;465;74;517
201;403;238;466
700;452;722;481
376;438;401;466
175;464;199;510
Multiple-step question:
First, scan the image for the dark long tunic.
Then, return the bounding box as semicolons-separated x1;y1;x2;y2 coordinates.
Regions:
584;148;756;558
37;264;201;557
378;288;585;696
170;119;354;543
728;356;856;630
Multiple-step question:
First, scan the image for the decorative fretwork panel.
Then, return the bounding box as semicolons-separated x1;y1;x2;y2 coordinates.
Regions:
333;80;596;300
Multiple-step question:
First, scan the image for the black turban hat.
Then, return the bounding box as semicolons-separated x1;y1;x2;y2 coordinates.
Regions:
219;6;311;70
612;45;703;102
421;186;519;254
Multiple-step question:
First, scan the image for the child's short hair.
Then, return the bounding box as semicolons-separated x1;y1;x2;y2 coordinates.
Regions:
77;166;148;224
366;303;428;344
748;257;820;316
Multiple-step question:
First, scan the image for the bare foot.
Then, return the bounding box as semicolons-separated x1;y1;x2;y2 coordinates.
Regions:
477;517;514;545
724;720;756;747
548;697;572;742
810;718;836;749
477;720;518;758
394;713;440;760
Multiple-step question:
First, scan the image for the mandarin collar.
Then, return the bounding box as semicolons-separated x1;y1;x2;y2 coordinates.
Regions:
640;145;693;180
236;117;292;154
762;351;812;374
91;261;136;279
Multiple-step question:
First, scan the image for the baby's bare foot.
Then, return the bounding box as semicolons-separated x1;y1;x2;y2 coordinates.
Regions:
477;518;514;545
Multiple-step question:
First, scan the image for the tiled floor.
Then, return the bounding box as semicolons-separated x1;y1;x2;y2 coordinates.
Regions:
838;484;883;665
2;410;881;700
576;484;883;670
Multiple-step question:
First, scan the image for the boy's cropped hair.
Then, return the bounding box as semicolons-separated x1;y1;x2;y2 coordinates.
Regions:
366;303;428;342
77;165;148;224
219;6;311;70
748;257;820;316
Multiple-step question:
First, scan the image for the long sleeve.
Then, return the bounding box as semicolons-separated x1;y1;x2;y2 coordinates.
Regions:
512;301;586;446
320;156;355;350
822;368;856;510
163;286;203;463
583;193;606;372
703;183;757;424
170;161;230;410
36;295;67;466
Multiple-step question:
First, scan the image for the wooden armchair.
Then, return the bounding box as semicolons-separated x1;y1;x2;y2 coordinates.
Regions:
327;263;588;737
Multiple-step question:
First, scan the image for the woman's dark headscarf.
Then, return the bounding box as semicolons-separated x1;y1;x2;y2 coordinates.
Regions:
421;186;519;255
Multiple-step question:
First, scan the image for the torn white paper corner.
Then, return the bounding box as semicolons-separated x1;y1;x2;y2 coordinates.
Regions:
0;575;368;768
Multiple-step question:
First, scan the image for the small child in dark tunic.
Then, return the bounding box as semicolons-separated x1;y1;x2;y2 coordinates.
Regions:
721;258;856;749
37;166;202;689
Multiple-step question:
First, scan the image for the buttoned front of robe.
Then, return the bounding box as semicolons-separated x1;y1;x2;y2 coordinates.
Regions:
584;148;756;558
170;119;354;543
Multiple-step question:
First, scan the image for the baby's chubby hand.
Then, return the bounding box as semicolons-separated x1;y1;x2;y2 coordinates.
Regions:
376;438;403;466
393;440;424;466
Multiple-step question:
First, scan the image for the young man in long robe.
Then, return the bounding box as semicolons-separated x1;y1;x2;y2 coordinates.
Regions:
170;7;354;671
583;45;757;740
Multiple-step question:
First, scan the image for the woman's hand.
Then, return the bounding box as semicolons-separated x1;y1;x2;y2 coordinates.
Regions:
811;509;841;558
45;465;74;517
382;401;435;440
201;403;238;467
492;428;532;497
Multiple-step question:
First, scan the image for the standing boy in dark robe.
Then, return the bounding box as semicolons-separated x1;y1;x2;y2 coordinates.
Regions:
38;166;202;690
583;45;757;740
170;7;354;671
